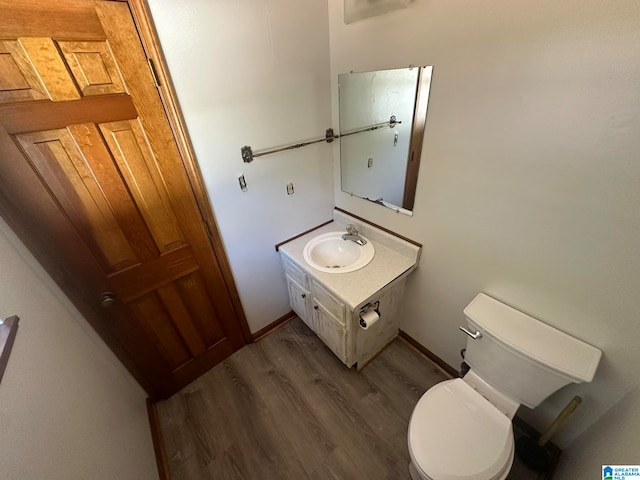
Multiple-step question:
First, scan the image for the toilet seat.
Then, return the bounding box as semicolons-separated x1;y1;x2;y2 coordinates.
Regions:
408;378;514;480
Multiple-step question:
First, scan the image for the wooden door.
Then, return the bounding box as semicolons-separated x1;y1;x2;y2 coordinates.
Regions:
0;0;249;399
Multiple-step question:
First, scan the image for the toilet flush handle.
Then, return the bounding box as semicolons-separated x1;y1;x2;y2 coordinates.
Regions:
459;326;482;339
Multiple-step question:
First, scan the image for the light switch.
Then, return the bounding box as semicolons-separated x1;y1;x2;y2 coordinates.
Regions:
286;183;294;195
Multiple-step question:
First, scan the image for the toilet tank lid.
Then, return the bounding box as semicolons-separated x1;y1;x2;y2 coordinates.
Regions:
464;294;602;383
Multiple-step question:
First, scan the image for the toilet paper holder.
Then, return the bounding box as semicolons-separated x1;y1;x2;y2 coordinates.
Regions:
360;300;380;316
359;301;380;329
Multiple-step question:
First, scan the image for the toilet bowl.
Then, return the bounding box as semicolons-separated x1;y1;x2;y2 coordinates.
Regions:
407;379;514;480
407;293;602;480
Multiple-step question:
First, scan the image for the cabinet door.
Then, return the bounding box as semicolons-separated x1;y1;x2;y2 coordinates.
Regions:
313;303;347;363
287;275;312;329
311;280;346;325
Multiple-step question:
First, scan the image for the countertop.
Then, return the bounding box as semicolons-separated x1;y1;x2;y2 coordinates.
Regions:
278;211;421;311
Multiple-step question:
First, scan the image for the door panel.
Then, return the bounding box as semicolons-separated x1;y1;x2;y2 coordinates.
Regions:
156;284;207;356
0;37;83;103
17;127;141;271
99;119;186;253
128;292;194;365
19;37;82;101
66;122;159;262
58;40;126;96
175;272;227;345
0;0;248;398
0;39;50;103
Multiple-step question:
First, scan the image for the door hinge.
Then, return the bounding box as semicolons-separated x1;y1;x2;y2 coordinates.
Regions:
147;58;161;87
203;221;213;239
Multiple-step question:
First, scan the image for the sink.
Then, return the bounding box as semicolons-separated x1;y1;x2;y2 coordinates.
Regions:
303;231;375;273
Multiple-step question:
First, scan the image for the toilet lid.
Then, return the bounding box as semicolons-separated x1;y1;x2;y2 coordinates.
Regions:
408;379;514;480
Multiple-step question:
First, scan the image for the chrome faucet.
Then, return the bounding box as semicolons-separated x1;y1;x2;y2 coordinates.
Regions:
342;224;367;246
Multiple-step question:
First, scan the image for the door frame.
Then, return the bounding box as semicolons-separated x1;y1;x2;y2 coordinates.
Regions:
124;0;253;345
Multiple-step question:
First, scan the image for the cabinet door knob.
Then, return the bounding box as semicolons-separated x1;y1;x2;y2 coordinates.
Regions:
301;294;306;298
313;305;319;310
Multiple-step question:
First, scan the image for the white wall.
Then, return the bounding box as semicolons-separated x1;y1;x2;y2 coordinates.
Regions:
0;218;158;480
554;384;640;479
554;387;640;480
147;0;334;333
329;0;640;446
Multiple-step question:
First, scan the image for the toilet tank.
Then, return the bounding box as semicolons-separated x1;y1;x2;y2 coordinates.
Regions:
462;294;602;408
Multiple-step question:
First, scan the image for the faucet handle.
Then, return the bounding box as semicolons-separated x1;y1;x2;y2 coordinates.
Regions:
345;223;358;234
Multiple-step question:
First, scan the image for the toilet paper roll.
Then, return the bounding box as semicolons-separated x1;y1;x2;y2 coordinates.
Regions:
359;309;380;330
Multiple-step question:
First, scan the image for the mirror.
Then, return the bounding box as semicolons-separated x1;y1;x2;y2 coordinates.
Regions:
338;66;433;215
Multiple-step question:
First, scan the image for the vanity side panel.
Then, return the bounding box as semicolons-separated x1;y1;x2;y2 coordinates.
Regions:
352;277;407;367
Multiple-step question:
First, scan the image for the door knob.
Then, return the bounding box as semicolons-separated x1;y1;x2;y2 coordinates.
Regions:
100;292;116;309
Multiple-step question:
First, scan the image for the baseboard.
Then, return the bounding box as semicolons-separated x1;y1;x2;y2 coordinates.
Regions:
398;329;459;378
252;310;297;342
356;335;397;372
146;398;172;480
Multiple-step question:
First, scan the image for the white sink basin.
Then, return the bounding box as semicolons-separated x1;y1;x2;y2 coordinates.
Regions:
303;231;375;273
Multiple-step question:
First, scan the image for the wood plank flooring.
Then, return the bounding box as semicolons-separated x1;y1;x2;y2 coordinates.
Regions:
156;318;546;480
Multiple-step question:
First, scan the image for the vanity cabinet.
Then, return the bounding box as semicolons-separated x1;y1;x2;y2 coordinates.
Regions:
282;253;408;368
278;210;421;369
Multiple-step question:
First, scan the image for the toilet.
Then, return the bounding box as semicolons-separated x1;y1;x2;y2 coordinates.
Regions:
407;293;602;480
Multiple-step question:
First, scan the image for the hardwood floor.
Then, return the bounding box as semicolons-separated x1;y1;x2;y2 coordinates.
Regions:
156;318;547;479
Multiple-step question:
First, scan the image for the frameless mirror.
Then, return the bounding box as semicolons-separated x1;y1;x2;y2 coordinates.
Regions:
338;66;433;215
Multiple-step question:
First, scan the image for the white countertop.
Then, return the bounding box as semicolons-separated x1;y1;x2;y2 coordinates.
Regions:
278;211;421;311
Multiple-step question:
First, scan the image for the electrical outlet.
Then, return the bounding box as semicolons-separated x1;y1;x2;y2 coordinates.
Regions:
238;174;248;192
